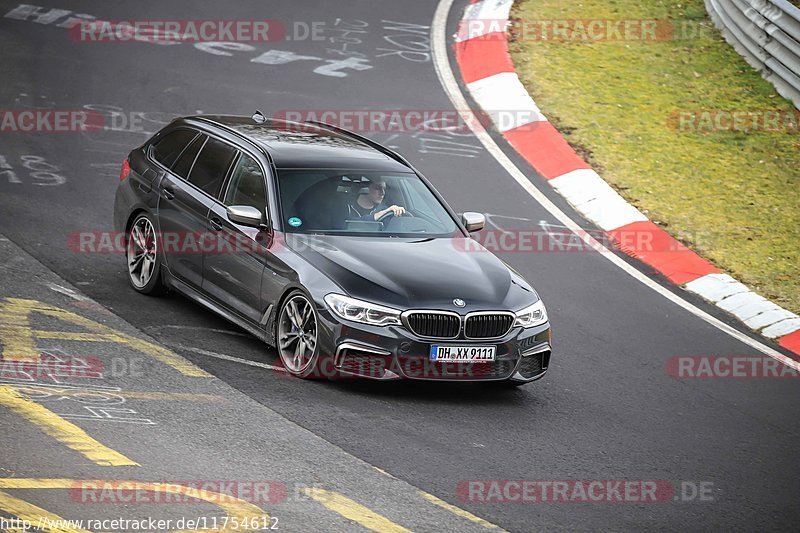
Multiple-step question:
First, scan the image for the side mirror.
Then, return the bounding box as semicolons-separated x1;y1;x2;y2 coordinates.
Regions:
227;205;264;228
461;212;485;232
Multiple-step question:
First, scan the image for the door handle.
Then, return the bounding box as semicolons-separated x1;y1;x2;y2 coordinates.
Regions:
162;186;175;200
209;218;223;231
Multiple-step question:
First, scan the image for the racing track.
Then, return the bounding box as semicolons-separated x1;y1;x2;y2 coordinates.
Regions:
1;0;799;530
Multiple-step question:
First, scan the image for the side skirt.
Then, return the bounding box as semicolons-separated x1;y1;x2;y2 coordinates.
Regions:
163;268;271;345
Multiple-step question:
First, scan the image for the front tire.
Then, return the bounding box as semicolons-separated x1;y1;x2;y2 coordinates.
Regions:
126;213;166;295
490;379;529;388
277;290;321;378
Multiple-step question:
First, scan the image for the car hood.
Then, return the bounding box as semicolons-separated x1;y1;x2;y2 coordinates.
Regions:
283;234;535;311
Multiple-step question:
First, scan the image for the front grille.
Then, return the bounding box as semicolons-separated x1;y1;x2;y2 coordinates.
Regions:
406;312;460;338
517;353;545;378
400;358;516;380
465;314;514;338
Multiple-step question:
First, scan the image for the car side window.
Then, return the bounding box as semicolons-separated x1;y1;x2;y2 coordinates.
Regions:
151;129;198;169
172;134;206;180
223;153;267;213
187;137;237;198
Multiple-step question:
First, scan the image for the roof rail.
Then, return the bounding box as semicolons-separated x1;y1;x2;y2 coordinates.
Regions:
192;117;273;164
304;120;413;169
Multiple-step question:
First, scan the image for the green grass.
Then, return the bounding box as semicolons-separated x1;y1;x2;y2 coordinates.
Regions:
508;0;800;315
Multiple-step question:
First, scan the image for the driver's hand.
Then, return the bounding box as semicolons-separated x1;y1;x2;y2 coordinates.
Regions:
374;205;406;219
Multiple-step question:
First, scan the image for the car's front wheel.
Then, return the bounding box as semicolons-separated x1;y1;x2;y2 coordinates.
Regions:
126;213;166;295
494;379;529;388
277;290;321;378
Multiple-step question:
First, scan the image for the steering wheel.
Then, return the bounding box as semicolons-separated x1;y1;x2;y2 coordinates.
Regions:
377;209;412;222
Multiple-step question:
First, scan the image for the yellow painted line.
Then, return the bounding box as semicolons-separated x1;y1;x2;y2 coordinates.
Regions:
303;488;412;533
0;298;40;361
32;331;120;342
0;386;137;467
111;332;211;377
0;479;268;533
0;298;210;377
371;465;503;531
417;491;505;531
0;490;91;533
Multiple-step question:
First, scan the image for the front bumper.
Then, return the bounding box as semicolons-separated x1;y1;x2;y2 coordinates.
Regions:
316;308;551;383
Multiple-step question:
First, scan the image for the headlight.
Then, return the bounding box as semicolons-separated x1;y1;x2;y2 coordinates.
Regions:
324;293;401;326
514;300;548;328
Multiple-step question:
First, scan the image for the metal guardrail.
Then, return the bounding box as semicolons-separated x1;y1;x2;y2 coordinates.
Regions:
705;0;800;109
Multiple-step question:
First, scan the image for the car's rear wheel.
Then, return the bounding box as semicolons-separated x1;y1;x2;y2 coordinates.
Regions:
126;213;165;295
277;291;320;378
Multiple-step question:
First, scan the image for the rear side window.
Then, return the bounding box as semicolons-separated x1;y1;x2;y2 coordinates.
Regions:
187;137;237;198
172;135;206;180
151;129;197;168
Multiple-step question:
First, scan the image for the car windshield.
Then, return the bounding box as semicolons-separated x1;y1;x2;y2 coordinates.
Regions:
277;169;461;237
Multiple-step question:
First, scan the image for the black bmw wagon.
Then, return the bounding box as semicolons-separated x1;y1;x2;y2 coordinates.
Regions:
113;113;551;385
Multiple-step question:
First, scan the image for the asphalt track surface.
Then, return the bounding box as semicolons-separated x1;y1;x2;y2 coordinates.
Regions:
1;0;799;530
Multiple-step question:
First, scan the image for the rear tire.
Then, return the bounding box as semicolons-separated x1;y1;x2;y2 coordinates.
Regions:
126;213;166;295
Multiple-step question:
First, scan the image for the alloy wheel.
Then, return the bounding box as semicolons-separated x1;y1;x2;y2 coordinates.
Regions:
127;216;158;289
277;294;318;374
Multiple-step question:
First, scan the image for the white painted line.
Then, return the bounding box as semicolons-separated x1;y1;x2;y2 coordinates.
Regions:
432;0;800;369
47;282;94;302
165;343;286;372
467;73;547;131
684;274;750;303
145;324;251;338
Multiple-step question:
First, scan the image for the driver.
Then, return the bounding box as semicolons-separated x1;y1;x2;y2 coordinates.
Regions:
347;178;406;221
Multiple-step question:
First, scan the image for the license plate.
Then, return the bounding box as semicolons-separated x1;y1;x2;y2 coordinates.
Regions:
429;345;496;362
